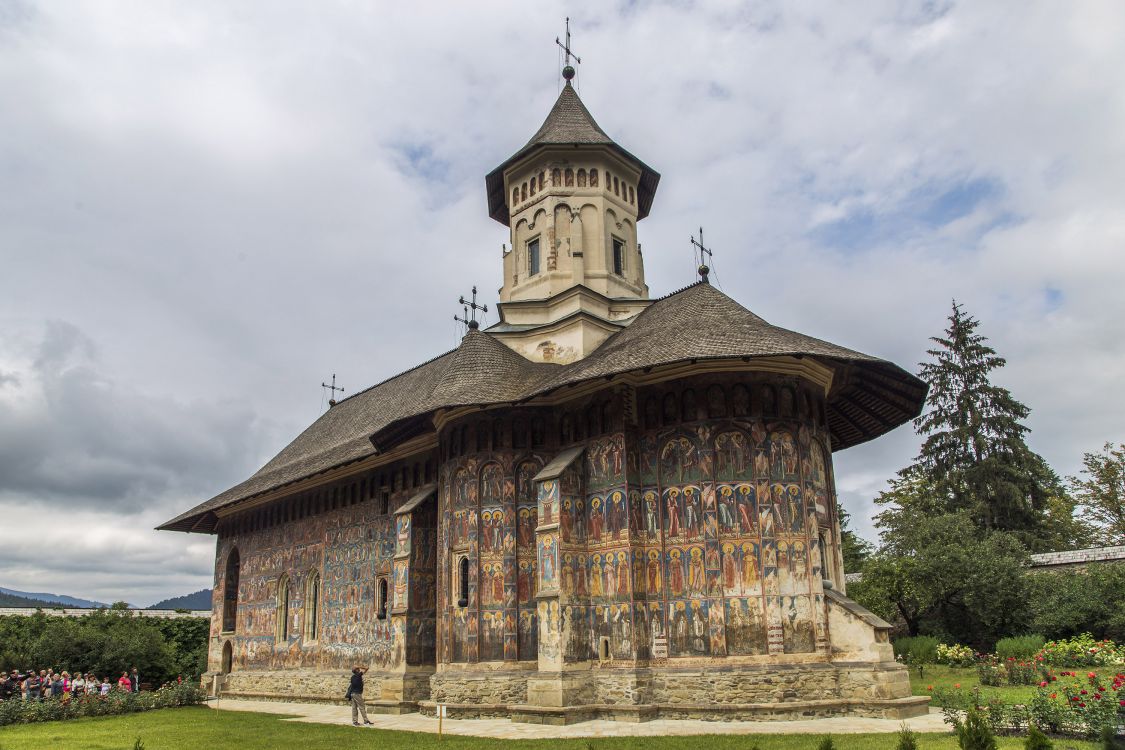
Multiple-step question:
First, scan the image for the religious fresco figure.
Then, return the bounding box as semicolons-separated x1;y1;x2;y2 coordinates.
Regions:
683;486;701;538
603;555;617;598
687;547;706;596
690;602;708;654
787;485;804;533
590;554;604;597
616;551;630;598
721;542;738;594
717;485;737;532
575;554;589;597
589;497;604;540
740;541;760;594
573;499;587;542
671;601;688;654
667;548;685;596
646;550;662;595
758;501;776;538
644;491;659;536
664;488;682;537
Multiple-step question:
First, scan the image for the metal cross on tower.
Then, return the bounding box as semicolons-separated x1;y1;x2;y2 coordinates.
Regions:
321;373;344;407
691;227;713;284
556;17;581;82
454;286;488;331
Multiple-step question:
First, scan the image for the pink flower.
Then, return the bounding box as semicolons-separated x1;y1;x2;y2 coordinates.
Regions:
1039;681;1048;687
954;683;961;689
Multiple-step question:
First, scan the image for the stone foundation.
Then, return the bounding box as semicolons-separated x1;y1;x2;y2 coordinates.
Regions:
214;668;431;713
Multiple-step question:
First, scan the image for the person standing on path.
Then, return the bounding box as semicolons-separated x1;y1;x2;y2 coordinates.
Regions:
345;666;373;726
130;667;140;692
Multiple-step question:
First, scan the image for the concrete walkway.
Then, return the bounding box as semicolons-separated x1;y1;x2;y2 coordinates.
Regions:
207;698;950;739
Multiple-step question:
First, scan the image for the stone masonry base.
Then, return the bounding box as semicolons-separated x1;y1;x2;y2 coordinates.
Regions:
216;662;928;724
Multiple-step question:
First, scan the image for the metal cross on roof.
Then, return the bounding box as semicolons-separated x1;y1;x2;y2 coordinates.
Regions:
691;227;713;284
455;286;488;331
556;17;581;82
321;373;344;407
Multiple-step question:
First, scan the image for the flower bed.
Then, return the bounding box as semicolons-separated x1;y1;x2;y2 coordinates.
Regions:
935;670;1125;738
0;683;205;726
1036;634;1124;668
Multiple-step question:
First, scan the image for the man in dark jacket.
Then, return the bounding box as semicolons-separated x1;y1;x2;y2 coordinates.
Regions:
345;666;373;726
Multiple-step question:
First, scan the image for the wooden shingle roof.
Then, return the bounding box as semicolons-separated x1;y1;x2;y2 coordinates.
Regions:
159;282;925;533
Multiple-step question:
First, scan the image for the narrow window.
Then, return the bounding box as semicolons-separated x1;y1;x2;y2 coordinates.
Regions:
458;557;470;607
577;168;587;187
222;548;240;633
552;168;561;186
380;490;390;516
305;573;320;640
612;237;625;275
512;187;519;205
276;575;290;641
527;238;540;276
590;169;598;187
377;578;389;620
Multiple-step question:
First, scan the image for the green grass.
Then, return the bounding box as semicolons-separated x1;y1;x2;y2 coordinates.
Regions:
0;707;1103;750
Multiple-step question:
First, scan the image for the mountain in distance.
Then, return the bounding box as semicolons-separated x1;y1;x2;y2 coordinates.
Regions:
148;589;212;610
0;587;109;609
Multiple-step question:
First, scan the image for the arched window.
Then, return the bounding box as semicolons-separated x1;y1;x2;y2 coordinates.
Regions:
457;557;470;607
304;572;320;640
512;187;519;205
222;548;240;633
577;169;587;187
275;574;290;641
538;171;545;191
590;169;599;187
613;176;620;196
377;578;389;620
552;168;561;186
629;185;635;204
521;183;528;201
565;168;574;187
221;641;233;674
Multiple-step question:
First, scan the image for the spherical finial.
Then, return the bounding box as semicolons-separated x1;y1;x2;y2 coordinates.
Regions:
562;65;575;82
468;319;480;330
698;264;711;283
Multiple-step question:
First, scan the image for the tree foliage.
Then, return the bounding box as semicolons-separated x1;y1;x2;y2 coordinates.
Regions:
0;610;208;686
907;301;1068;550
1069;442;1125;545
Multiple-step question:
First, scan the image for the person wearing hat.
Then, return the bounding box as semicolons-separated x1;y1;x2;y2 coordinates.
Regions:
345;666;373;726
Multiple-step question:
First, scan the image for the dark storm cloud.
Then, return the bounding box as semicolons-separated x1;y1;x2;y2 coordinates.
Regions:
0;320;273;512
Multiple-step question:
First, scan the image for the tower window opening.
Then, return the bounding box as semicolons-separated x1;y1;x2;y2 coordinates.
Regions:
528;237;541;276
590;169;599;187
457;557;470;607
380;490;390;515
612;237;625;275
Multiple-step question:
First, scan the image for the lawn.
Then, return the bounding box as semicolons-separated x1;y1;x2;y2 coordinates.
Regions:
0;707;1104;750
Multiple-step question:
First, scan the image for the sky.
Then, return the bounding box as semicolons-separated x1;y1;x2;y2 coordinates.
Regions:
1;1;1123;607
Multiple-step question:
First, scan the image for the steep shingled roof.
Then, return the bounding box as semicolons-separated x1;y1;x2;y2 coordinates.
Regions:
159;283;925;533
485;82;661;225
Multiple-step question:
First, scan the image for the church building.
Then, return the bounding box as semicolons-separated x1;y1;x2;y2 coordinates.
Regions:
160;60;930;723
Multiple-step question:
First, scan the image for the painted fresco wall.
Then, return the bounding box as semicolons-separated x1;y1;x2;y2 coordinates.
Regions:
436;412;551;666
433;374;841;674
207;453;437;676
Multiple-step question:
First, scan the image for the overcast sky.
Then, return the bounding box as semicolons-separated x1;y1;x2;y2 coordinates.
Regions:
1;1;1123;606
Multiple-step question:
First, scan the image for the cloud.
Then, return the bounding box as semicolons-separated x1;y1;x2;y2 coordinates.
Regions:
0;0;1123;604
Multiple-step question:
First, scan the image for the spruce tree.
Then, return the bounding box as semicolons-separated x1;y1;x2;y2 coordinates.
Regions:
908;301;1061;546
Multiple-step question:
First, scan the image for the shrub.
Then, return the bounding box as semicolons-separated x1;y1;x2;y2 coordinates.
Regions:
1036;634;1124;668
977;656;1007;686
998;635;1047;661
816;737;836;750
0;682;204;727
896;723;919;750
1028;669;1125;738
1024;724;1053;750
894;636;941;670
938;643;978;668
955;706;998;750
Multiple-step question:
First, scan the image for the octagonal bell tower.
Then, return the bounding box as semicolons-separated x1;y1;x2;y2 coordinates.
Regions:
485;71;661;364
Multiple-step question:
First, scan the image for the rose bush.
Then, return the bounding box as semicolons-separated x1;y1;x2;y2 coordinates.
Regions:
1035;633;1123;667
937;642;978;668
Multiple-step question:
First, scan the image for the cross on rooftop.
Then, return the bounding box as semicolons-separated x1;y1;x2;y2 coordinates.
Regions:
556;17;581;82
455;286;488;331
691;227;714;284
321;373;344;407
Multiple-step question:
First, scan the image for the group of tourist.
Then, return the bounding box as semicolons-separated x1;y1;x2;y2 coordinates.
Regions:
0;667;141;701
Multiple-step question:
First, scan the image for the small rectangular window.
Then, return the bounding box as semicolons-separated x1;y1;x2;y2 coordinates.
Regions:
612;237;625;275
528;238;540;276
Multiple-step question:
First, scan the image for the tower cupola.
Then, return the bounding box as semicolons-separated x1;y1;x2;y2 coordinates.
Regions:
485;77;661;363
